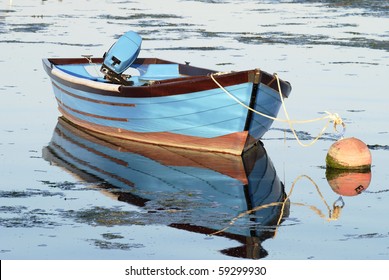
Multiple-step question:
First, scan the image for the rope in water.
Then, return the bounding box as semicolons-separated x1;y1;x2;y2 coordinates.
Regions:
210;72;346;147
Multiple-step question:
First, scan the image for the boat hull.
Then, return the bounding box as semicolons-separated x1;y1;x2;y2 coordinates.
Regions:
43;58;291;155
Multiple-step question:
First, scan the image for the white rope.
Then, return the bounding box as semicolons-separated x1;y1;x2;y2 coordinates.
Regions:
210;72;345;147
82;55;105;78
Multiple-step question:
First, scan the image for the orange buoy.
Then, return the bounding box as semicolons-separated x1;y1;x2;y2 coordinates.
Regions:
326;137;372;170
326;170;371;196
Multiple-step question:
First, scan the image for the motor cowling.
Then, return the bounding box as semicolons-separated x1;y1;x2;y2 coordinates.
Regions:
100;31;142;85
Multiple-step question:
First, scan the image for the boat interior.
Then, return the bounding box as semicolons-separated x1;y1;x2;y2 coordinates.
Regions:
56;62;184;85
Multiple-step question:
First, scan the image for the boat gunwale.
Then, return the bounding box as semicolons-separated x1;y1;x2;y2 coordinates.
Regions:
42;57;292;99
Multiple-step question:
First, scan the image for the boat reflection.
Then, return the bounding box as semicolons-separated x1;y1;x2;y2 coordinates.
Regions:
43;117;289;259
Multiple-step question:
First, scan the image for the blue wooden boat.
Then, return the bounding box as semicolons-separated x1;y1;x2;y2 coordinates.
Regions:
42;31;292;155
43;117;289;259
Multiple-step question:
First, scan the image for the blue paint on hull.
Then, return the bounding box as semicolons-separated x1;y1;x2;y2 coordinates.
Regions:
248;84;283;139
51;78;282;139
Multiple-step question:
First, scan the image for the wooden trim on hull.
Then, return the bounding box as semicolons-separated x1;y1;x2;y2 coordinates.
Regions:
52;81;136;107
59;107;252;155
56;98;128;122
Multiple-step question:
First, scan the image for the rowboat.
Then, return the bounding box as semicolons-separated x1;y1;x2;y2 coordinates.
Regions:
42;31;292;155
43;117;289;259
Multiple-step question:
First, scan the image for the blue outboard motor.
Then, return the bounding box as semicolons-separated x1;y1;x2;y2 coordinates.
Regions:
100;31;142;85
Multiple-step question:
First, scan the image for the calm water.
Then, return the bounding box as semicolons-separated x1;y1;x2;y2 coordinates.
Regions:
1;0;388;260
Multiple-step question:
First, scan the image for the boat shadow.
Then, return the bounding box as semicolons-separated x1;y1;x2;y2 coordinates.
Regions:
42;117;289;259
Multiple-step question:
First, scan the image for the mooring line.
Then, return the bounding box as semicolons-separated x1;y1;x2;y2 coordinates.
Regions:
210;72;346;147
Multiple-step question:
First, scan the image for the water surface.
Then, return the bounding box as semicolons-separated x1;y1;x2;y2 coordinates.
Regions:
1;0;388;260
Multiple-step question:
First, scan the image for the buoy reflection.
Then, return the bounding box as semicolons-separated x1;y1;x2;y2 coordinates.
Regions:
326;169;371;196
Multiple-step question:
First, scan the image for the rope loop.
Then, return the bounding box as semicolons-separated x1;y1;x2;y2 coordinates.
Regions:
325;111;346;137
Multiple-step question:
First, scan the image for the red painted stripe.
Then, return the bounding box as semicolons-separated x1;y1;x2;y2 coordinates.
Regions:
52;81;136;107
56;98;128;122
